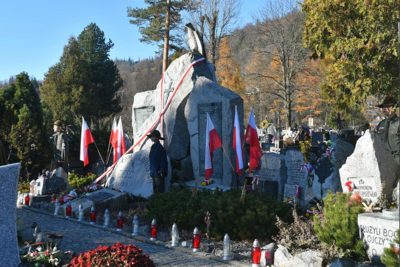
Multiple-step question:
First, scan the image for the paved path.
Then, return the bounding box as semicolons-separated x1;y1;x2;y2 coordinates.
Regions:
17;208;241;267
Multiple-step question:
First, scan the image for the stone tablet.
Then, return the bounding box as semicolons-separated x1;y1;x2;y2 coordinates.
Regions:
105;149;171;198
0;163;21;266
197;102;223;179
358;209;399;263
135;106;154;130
339;130;398;203
254;153;287;198
284;150;309;205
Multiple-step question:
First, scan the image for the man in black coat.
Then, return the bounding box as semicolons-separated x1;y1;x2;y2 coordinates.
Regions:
147;130;168;193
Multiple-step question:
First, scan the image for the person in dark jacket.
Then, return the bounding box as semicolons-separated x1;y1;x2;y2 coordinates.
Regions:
376;95;400;165
148;130;168;193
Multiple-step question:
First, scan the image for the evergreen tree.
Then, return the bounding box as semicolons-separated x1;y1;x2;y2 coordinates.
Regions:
41;23;122;124
381;229;400;267
0;72;50;180
302;0;400;109
127;0;190;72
314;191;366;260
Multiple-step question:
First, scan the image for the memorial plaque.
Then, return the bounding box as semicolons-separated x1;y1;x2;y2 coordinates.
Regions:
92;191;114;203
198;102;223;178
264;181;279;199
135;106;155;129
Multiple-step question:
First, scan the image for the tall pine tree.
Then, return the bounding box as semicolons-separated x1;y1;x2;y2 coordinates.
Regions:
127;0;190;72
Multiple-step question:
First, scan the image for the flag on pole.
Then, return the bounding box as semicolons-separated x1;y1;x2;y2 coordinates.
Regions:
109;118;118;163
80;117;95;166
205;113;222;180
244;108;262;173
233;106;244;175
117;116;126;160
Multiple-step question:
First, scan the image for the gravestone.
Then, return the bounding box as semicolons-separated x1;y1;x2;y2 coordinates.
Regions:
34;175;47;195
358;209;399;263
62;188;126;218
284;150;309;206
47;167;67;194
130;52;242;187
0;163;21;266
105;149;171;198
254;153;287;198
198;102;223;179
339;130;398;203
313;140;354;199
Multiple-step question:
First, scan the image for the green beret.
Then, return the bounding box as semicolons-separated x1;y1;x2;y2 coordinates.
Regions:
54;120;63;127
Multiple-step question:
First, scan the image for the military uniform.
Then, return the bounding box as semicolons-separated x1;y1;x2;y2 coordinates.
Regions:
53;121;68;171
376;96;400;165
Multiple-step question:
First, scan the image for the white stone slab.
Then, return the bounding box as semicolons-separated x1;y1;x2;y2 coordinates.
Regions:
358;209;399;262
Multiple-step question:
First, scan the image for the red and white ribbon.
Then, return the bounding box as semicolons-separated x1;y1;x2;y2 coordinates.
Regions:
300;164;310;173
63;190;78;203
294;185;300;198
326;148;335;158
252;175;260;185
93;58;206;184
345;181;355;192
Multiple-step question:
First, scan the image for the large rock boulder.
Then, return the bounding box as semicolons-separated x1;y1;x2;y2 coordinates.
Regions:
274;245;323;267
105;148;171;198
339;130;398;204
313;140;354;199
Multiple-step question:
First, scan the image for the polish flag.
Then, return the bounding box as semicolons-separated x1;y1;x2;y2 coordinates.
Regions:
205;113;222;180
80;117;95;166
244;108;262;173
233;106;244;175
116;117;126;160
109;118;118;163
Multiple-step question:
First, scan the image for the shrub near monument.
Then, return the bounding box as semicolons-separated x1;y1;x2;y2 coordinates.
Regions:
145;187;293;241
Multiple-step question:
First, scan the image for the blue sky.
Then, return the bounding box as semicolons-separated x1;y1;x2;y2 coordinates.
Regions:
0;0;265;81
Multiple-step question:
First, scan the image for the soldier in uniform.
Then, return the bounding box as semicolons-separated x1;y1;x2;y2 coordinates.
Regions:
52;120;69;172
376;95;400;165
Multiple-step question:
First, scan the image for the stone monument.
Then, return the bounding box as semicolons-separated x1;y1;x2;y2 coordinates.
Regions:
339;130;398;203
131;52;243;187
0;163;21;266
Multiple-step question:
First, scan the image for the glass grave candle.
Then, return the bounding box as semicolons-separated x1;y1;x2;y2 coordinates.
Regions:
192;227;200;252
54;199;60;215
90;206;96;224
65;202;72;218
171;223;179;247
252;239;261;267
132;215;139;236
78;204;84;221
116;211;123;231
222;233;231;260
103;209;110;228
150;219;157;241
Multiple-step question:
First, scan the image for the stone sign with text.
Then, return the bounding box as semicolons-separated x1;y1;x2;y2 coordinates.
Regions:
284;150;309;206
198;102;223;179
134;106;155;130
358;209;399;263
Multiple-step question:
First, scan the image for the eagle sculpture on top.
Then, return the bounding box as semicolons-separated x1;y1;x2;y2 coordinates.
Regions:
185;22;206;57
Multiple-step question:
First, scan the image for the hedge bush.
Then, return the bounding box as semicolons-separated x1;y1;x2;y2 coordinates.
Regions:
146;187;293;241
68;172;97;189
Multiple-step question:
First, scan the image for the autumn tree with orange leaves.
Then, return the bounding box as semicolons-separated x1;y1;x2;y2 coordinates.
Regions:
216;37;245;96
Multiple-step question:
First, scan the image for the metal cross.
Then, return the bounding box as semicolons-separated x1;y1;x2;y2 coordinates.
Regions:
334;113;346;138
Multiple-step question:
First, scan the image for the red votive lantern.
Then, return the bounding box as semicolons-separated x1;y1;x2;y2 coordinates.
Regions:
24;194;30;207
65;202;72;218
150;219;157;241
90;206;96;224
252;239;261;267
193;227;200;252
59;198;64;205
116;211;123;231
